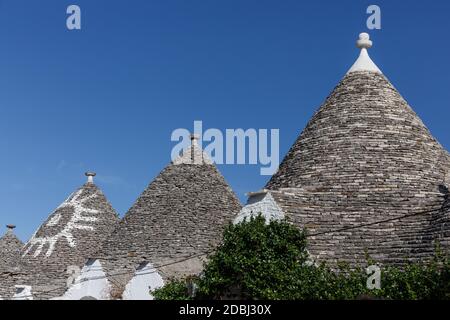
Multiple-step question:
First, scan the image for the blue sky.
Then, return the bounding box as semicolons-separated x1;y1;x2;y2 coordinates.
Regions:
1;0;449;241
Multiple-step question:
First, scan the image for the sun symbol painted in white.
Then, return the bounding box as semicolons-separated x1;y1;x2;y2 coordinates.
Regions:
23;189;100;258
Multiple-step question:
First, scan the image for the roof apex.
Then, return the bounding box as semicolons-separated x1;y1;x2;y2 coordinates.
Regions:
85;171;96;184
172;134;213;165
347;33;382;74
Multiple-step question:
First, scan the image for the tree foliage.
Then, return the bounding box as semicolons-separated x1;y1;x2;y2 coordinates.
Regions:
153;216;450;300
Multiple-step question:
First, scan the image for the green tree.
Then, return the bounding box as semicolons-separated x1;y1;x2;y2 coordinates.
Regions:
197;215;309;299
153;215;450;300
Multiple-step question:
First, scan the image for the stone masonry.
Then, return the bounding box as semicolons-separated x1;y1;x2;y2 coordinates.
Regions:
13;179;120;299
96;137;242;298
263;69;450;266
0;226;23;273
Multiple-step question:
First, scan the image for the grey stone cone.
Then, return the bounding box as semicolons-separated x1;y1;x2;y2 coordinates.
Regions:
0;226;23;273
96;160;242;298
265;71;450;266
13;182;120;299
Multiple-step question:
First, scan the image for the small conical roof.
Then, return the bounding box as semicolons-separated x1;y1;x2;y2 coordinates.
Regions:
0;225;23;272
263;33;450;266
97;137;241;295
20;173;120;299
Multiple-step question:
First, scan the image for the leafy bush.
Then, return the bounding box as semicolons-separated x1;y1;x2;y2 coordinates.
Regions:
153;216;450;300
153;279;192;300
373;260;450;300
197;215;309;299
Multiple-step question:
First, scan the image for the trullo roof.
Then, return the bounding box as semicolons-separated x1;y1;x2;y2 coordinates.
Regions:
18;173;119;299
97;135;242;298
259;33;450;265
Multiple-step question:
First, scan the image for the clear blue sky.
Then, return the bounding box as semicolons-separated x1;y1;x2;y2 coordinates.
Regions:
1;0;449;241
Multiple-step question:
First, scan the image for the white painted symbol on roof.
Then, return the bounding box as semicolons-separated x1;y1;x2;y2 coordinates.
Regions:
23;189;100;258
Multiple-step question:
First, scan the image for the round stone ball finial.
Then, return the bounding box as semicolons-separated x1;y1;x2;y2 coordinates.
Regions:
357;32;373;49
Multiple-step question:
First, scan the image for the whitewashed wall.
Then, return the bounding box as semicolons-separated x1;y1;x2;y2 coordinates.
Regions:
122;263;164;300
59;259;111;300
13;285;33;300
234;192;285;224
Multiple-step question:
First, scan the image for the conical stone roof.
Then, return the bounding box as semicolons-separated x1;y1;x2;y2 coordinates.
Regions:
18;173;119;299
97;135;242;297
0;226;26;300
268;70;449;191
263;33;450;266
0;226;23;272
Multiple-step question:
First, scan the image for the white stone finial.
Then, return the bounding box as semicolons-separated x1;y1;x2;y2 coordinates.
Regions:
356;32;372;49
85;172;96;184
190;134;200;141
347;32;382;74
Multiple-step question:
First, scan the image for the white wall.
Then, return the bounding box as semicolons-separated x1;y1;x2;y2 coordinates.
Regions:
12;285;33;300
59;259;111;300
122;263;164;300
234;192;285;224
